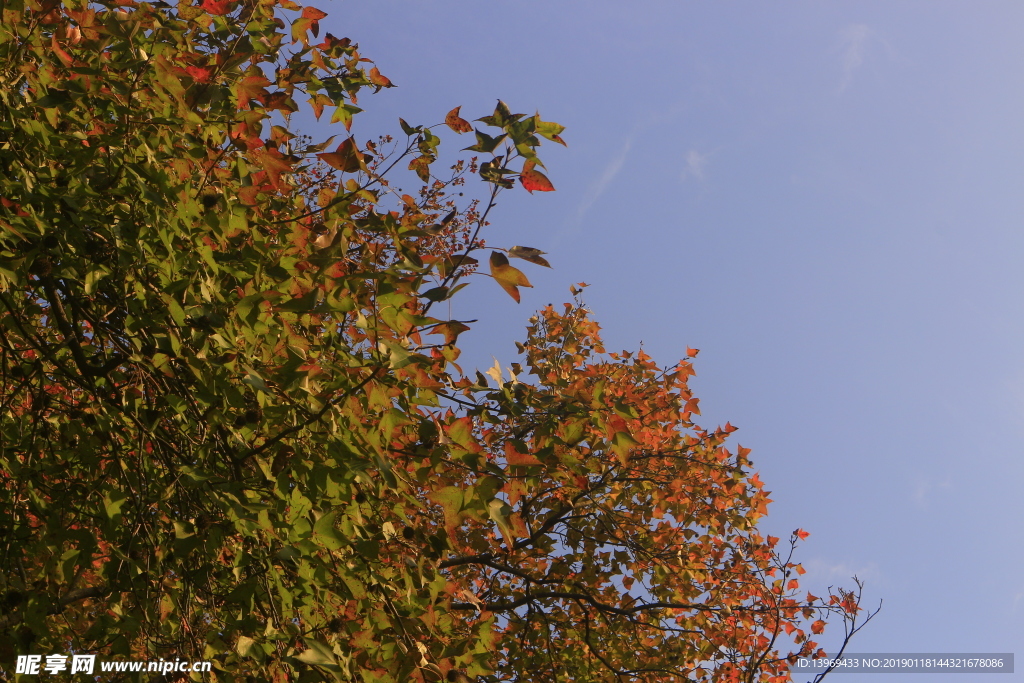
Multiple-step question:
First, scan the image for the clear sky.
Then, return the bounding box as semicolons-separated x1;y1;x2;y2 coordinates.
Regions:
312;2;1024;679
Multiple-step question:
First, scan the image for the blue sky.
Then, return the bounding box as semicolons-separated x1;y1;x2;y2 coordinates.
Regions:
312;1;1024;678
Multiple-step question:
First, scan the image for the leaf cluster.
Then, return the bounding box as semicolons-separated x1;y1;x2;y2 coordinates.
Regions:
0;2;871;682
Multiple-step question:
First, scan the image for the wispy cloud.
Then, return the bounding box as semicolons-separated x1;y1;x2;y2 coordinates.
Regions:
837;24;871;94
911;476;952;509
682;149;710;182
576;135;633;221
550;133;634;248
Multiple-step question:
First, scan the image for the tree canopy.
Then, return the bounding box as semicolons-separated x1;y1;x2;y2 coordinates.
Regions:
0;1;871;681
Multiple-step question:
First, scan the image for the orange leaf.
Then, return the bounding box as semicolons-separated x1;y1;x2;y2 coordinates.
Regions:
520;160;555;193
250;148;297;189
301;6;327;20
504;441;542;467
238;186;261;206
368;67;393;89
686;347;699;357
794;528;810;540
445;106;472;133
50;35;74;68
489;251;532;303
431;321;470;345
316;137;366;173
811;620;826;634
258;92;297;113
233;74;270;108
316;33;350;52
408;156;431;182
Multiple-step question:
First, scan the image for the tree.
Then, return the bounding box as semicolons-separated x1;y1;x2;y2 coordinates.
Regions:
0;1;873;681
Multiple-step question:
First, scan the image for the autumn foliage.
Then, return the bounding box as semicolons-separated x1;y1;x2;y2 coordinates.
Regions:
0;1;870;681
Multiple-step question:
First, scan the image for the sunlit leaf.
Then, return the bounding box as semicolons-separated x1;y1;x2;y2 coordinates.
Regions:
445;106;472;133
520;160;555;193
317;136;367;172
508;246;551;268
489;251;532;303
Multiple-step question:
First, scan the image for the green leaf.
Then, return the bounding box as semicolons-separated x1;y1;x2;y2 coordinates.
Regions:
296;638;340;669
508;246;551;268
330;104;362;130
464;129;508;154
32;90;74;109
312;509;344;550
103;491;127;525
477;99;524;129
421;286;450;302
399;117;421;136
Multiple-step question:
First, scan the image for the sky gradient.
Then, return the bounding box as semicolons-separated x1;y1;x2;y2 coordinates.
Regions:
312;2;1024;679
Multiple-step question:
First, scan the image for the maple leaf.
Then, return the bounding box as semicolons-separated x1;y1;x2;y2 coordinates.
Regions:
250;147;298;189
258;91;297;113
507;246;551;268
184;65;213;84
445;106;472;133
233;74;271;109
519;160;555;193
198;0;232;15
489;251;532;303
316;33;351;52
368;67;394;90
301;6;327;20
316;137;367;173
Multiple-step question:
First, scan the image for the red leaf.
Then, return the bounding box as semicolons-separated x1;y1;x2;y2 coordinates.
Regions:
445;106;472;133
686;347;699;357
794;528;810;540
519;160;555;193
301;6;327;19
198;0;232;15
811;620;826;634
50;35;74;68
184;65;213;84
